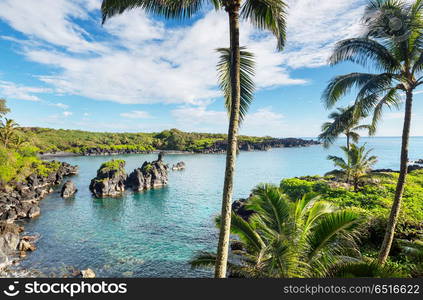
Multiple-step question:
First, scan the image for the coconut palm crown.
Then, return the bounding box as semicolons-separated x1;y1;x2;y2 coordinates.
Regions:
326;144;379;191
318;106;373;150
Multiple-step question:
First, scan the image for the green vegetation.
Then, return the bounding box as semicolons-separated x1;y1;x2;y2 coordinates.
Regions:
0;145;60;185
98;159;126;174
0;102;62;186
18;127;272;154
280;171;423;273
191;184;404;277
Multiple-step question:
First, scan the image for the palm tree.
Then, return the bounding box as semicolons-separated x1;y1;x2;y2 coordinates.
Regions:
326;144;379;192
0;118;19;148
191;184;364;277
101;0;287;277
319;106;372;150
0;99;10;117
321;0;423;264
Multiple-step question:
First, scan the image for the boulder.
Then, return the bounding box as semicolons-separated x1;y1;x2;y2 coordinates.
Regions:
232;197;254;221
126;155;169;191
89;160;127;198
61;181;78;198
28;206;40;219
171;161;185;171
18;240;36;252
0;222;21;267
81;268;96;278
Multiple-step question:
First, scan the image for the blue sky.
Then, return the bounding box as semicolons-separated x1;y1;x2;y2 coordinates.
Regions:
0;0;422;137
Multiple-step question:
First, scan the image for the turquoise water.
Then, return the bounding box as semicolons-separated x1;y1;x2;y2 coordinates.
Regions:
19;137;423;277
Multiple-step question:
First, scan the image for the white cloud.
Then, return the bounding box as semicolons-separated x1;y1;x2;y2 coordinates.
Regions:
0;80;51;101
120;110;152;119
241;107;286;136
282;0;365;68
0;0;106;53
63;111;73;117
0;1;315;106
49;102;69;109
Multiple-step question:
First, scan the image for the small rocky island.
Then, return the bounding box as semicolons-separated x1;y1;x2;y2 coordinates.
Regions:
89;153;169;198
89;160;127;198
172;162;185;171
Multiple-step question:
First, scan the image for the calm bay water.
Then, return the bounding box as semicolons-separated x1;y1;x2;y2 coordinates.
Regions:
19;137;423;277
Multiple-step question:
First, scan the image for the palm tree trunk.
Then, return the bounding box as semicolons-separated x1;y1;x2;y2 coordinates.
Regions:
215;1;241;279
346;133;350;151
378;90;413;264
346;133;351;183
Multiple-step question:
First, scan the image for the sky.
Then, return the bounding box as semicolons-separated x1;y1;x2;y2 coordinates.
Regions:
0;0;422;137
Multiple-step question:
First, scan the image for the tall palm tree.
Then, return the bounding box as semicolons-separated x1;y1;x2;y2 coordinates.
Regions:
319;106;372;150
191;184;365;277
326;144;379;192
0;118;19;148
101;0;287;277
321;0;423;264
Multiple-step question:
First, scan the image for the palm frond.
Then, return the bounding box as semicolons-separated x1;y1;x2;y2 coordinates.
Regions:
216;47;256;123
307;210;361;261
101;0;218;23
241;0;288;50
329;38;400;72
327;155;348;169
189;251;217;269
230;213;265;252
369;88;402;134
322;73;382;108
326;260;407;278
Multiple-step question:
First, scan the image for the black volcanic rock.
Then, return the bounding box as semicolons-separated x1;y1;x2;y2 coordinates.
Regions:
171;161;185;171
232;197;254;221
89;160;127;198
61;181;78;198
197;138;320;154
126;156;169;192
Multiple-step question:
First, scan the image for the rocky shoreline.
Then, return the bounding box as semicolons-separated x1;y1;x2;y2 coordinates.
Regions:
199;138;320;154
0;162;78;274
39;138;320;157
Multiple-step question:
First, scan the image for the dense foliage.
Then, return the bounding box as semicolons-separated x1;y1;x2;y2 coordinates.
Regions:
0;145;60;186
18;127;272;153
280;172;423;273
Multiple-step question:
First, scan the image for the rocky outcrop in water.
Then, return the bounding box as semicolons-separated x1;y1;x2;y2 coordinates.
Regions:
90;155;169;197
126;156;169;192
89;160;127;198
172;161;185;171
61;181;78;198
